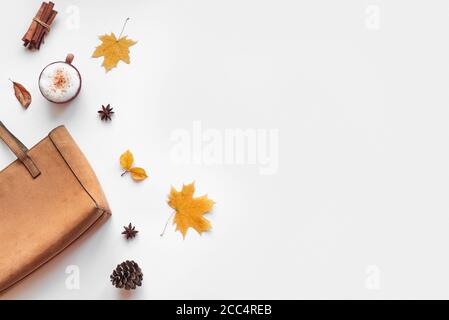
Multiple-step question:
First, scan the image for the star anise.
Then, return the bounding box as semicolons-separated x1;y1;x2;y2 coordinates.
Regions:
122;223;138;239
98;104;114;121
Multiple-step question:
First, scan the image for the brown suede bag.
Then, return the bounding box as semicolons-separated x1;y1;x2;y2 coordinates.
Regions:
0;121;111;293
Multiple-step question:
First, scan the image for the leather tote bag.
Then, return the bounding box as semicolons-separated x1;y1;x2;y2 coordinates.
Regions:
0;121;110;293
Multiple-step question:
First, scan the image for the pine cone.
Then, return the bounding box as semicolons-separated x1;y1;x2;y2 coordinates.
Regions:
110;260;143;290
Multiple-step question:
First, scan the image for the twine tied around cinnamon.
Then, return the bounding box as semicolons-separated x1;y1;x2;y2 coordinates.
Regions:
32;17;51;31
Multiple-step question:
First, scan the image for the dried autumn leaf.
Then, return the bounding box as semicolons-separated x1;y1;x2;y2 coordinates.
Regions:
119;150;148;181
11;80;31;108
130;167;148;181
167;183;215;238
92;32;137;72
120;150;134;170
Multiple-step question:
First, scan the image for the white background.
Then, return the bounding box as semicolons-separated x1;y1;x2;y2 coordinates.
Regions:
1;0;449;299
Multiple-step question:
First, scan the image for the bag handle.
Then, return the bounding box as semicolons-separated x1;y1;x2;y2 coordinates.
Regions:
0;121;41;178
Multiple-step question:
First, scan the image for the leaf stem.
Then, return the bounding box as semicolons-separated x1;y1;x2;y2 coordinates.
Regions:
121;170;128;176
160;212;175;237
118;17;130;39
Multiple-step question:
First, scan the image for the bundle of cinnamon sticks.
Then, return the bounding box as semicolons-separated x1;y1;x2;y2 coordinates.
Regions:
22;2;57;50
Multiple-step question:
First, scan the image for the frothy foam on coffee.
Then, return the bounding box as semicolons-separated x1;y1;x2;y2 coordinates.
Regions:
39;62;80;103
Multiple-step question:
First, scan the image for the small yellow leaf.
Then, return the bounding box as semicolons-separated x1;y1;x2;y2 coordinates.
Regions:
120;150;134;170
92;32;137;72
130;167;148;181
168;183;215;238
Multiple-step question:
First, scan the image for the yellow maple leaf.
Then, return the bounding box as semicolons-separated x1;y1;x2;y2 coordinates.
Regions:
92;19;137;72
92;33;136;71
120;150;148;181
167;183;215;238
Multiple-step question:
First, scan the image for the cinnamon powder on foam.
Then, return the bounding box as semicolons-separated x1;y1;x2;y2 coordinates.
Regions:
52;69;69;90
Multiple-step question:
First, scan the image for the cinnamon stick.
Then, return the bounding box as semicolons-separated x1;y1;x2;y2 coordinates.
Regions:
22;2;57;50
36;9;57;49
22;2;47;44
31;2;54;47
